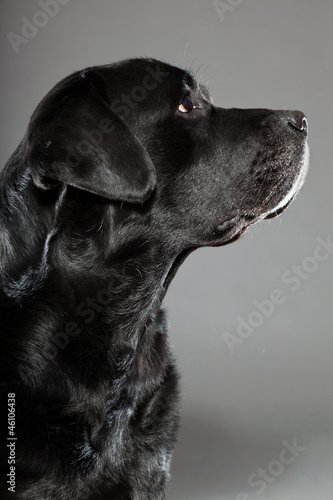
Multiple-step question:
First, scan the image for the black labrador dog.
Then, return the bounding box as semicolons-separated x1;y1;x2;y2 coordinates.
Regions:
0;58;309;499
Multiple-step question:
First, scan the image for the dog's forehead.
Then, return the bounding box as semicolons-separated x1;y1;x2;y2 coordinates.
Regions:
111;58;209;99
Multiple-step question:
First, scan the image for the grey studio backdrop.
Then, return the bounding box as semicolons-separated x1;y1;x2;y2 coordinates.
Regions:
1;1;332;499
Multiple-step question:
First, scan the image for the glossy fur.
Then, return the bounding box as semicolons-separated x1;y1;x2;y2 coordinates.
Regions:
0;58;308;499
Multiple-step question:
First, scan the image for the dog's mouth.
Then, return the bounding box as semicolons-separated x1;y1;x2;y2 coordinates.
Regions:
212;200;291;246
213;141;310;246
162;140;309;289
214;191;299;246
264;144;309;220
213;214;260;246
264;198;293;220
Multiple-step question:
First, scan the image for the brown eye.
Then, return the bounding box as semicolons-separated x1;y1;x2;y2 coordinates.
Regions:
178;94;193;113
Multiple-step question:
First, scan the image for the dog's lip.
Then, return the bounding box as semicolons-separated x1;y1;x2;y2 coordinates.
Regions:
213;190;296;245
213;192;294;245
264;197;293;219
216;214;257;232
213;214;260;245
264;142;309;219
214;194;294;244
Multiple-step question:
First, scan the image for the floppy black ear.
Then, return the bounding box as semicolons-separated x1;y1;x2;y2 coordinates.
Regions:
26;74;156;204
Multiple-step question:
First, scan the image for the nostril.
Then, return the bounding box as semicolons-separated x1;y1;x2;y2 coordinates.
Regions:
288;112;308;137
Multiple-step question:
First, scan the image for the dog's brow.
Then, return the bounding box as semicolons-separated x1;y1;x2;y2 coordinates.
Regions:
199;83;212;102
180;70;211;98
181;80;192;94
181;75;193;91
181;76;212;104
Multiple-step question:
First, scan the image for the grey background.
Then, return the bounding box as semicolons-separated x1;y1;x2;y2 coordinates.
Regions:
1;1;332;499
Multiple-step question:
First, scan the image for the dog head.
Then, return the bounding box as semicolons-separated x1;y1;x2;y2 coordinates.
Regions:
8;58;308;276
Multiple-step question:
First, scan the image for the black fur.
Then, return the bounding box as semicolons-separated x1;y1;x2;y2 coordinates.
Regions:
0;58;308;499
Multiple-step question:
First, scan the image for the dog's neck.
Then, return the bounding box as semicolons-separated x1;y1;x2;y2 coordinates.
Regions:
52;236;179;346
1;172;187;376
39;194;185;351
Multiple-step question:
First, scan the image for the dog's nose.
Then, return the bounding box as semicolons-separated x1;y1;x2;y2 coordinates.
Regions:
288;111;308;137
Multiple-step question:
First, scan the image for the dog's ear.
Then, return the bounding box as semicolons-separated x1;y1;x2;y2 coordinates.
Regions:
26;74;156;204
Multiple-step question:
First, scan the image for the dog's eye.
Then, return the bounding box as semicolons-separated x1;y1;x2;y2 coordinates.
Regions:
178;95;193;113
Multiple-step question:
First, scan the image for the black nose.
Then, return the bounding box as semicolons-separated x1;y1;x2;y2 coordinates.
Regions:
288;111;308;137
